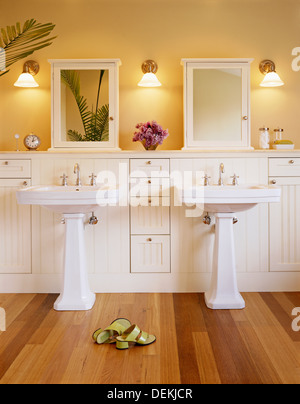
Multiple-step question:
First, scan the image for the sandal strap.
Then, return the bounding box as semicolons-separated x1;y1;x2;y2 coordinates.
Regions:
136;330;149;344
122;325;141;342
120;325;149;344
105;321;127;336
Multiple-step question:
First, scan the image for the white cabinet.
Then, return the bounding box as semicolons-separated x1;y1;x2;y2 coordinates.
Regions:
182;58;253;150
130;159;171;273
50;59;121;150
131;235;170;273
269;158;300;272
0;160;31;274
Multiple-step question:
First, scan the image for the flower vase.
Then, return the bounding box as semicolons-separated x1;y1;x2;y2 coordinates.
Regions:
141;140;158;151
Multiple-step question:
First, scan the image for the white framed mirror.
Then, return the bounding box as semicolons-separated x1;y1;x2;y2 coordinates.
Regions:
49;59;121;150
182;58;253;150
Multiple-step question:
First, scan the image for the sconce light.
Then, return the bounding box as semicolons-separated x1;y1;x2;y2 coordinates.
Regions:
138;60;162;87
259;60;284;87
14;60;40;88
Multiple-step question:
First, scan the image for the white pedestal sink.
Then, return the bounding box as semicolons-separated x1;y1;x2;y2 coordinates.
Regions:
16;185;118;311
182;184;281;310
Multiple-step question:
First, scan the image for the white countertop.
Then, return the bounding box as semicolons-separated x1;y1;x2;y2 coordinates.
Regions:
0;149;299;159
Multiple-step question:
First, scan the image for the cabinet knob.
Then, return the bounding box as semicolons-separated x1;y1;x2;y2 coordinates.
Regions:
4;161;8;165
243;116;248;121
146;161;152;165
148;180;152;184
289;160;295;165
109;116;114;121
147;238;152;242
23;181;28;187
271;179;277;185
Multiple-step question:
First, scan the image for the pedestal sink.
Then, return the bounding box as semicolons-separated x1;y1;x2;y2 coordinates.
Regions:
16;185;118;311
182;184;281;310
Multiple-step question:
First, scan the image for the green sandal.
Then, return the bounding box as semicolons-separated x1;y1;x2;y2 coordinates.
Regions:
92;318;131;344
116;324;156;350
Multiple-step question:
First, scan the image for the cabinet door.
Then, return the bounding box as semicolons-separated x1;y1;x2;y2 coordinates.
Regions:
131;198;170;235
0;179;31;274
131;235;170;273
269;177;300;272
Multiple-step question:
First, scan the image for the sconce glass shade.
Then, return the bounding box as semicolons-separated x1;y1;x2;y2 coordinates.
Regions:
14;72;39;88
138;72;162;87
260;71;284;87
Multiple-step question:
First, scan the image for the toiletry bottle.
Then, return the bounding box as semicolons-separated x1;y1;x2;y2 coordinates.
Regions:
259;127;270;149
274;128;284;143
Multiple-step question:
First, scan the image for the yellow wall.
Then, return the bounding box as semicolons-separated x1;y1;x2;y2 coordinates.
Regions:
1;0;300;151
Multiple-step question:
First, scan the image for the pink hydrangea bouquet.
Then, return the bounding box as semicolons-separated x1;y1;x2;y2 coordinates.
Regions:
133;121;169;150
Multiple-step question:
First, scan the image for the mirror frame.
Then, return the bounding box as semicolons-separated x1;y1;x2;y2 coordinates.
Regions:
49;59;121;150
182;58;254;150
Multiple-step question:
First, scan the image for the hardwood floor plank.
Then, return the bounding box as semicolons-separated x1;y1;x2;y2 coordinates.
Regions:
192;332;221;384
243;293;300;384
260;292;300;342
173;294;202;384
0;294;56;380
158;294;181;384
234;321;282;384
200;297;263;384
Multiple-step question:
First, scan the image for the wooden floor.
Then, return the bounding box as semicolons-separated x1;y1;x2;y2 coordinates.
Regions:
0;292;300;384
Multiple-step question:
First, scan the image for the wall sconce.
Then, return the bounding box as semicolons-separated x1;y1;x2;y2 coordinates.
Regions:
259;60;284;87
138;60;162;87
14;60;40;88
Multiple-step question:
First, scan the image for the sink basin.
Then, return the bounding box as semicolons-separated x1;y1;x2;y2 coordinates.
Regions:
181;183;281;310
16;185;119;214
16;184;119;312
182;184;281;213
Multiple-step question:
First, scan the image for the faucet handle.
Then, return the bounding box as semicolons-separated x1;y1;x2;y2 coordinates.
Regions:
89;173;97;186
60;173;68;186
203;174;211;186
231;174;239;186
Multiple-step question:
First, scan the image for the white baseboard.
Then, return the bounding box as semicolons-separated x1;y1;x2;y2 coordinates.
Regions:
0;272;299;293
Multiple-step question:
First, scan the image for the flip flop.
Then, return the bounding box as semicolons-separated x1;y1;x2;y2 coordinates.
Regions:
116;324;156;350
92;318;131;344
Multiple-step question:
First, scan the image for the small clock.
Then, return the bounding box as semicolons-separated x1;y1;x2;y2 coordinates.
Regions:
24;133;41;151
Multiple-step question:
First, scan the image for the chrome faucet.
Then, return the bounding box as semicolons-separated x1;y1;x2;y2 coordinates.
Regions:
60;173;68;186
218;163;225;186
74;163;82;186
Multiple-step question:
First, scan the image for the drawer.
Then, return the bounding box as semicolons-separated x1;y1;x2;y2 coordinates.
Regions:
131;203;170;234
130;196;170;207
269;158;300;177
0;179;31;188
130;159;170;178
130;177;170;197
131;235;170;273
0;160;31;178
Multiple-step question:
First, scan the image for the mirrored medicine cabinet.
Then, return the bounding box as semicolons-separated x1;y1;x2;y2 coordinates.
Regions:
182;58;254;150
49;59;121;150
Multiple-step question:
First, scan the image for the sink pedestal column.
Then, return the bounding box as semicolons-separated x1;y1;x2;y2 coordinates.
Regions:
54;213;96;311
205;212;245;310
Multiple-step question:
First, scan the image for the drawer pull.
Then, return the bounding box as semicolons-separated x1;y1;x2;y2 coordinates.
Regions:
289;160;295;165
147;238;152;242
